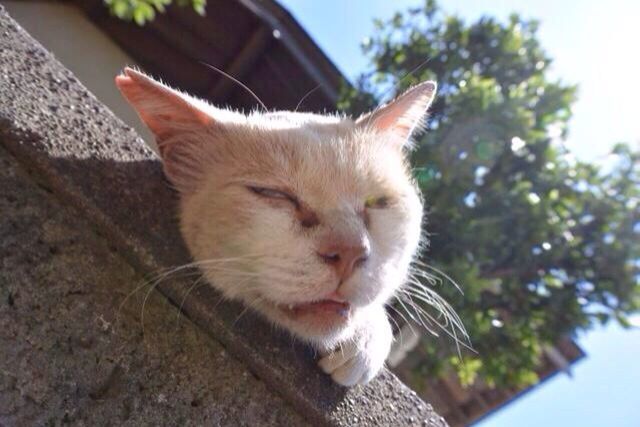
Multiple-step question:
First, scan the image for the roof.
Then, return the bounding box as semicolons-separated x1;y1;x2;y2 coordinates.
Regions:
73;0;346;112
393;336;585;426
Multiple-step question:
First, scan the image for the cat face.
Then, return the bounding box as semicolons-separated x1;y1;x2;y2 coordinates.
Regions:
116;68;436;349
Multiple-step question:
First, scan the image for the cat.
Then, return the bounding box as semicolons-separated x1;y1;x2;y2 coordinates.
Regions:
115;67;436;386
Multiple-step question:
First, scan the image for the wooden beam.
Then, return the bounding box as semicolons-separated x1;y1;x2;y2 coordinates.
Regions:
238;0;341;104
72;0;106;21
207;25;272;103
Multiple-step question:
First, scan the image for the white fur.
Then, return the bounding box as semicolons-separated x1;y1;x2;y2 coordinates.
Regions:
318;305;393;385
116;68;436;386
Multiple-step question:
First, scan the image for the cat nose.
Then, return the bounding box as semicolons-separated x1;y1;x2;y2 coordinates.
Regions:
317;237;370;283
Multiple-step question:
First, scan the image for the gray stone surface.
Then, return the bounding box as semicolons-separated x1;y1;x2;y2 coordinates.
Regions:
0;143;306;426
0;6;447;426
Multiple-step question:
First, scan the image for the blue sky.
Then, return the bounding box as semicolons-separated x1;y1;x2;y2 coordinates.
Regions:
280;0;640;162
278;1;640;425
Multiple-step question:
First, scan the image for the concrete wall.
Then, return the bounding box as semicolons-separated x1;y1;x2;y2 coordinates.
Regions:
2;1;154;144
0;6;447;425
0;143;305;425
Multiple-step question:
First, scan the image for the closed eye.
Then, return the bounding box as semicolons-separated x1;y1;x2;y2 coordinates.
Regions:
247;186;300;207
365;195;390;209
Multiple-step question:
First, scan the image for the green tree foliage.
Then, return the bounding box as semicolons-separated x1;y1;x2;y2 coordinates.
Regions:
340;0;639;389
105;0;206;25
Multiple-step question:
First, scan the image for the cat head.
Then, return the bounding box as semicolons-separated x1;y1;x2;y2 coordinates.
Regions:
116;68;436;349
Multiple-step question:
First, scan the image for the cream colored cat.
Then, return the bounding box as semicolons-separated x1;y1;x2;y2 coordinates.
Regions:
116;68;436;386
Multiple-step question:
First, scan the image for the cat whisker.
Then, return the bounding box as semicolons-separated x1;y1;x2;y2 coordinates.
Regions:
399;288;471;350
408;267;441;286
217;294;251;326
232;295;265;326
138;260;253;334
394;293;440;338
385;310;409;355
402;288;448;330
174;274;208;330
188;254;275;266
411;260;464;295
200;61;268;112
404;268;471;354
294;84;321;112
200;266;264;278
386;310;401;336
140;275;171;336
123;256;266;331
404;278;464;323
116;269;201;328
402;279;461;324
403;280;464;330
138;259;239;291
402;285;468;339
386;302;422;338
397;292;474;357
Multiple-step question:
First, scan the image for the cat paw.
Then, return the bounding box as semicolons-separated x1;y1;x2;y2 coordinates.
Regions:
318;310;392;386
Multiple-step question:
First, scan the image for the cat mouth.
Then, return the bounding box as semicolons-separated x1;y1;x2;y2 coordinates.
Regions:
280;299;351;319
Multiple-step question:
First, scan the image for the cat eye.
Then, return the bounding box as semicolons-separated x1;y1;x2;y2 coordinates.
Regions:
247;186;299;207
365;195;390;209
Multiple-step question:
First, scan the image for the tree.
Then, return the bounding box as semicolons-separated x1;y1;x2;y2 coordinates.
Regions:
340;0;639;389
105;0;206;25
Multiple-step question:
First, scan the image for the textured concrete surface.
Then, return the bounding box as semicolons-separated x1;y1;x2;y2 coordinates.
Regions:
0;5;447;426
0;144;306;425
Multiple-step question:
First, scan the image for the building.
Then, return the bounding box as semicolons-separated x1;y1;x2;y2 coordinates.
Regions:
3;0;344;145
390;328;585;426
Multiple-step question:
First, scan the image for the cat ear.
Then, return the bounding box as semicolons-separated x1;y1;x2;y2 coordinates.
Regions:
356;81;437;149
116;67;215;192
115;67;213;143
